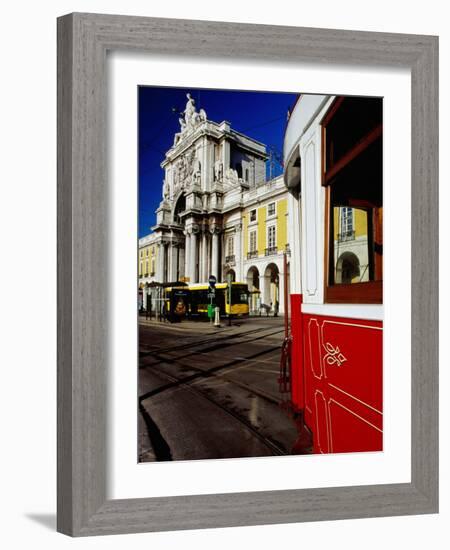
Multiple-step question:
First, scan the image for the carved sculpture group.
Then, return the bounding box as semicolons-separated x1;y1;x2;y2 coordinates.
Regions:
163;92;245;203
173;93;207;146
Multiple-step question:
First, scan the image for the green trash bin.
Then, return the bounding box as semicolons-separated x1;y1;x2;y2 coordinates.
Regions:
207;304;214;319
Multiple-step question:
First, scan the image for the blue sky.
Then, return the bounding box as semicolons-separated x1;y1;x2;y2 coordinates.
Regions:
139;86;298;237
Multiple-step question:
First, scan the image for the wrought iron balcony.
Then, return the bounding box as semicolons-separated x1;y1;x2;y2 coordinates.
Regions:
225;255;235;265
338;230;355;242
150;271;155;276
247;250;258;259
265;246;278;256
144;273;149;277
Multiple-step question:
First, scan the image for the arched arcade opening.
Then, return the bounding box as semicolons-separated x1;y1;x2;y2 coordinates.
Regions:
246;266;260;314
263;263;280;311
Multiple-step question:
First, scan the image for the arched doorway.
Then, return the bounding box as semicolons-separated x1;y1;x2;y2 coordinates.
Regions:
246;266;260;314
336;251;360;284
173;193;186;225
263;263;280;311
225;268;236;282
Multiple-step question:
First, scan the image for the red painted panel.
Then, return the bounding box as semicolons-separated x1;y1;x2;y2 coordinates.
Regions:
302;317;315;432
289;294;304;411
328;399;382;453
301;313;382;454
321;318;382;413
314;391;330;453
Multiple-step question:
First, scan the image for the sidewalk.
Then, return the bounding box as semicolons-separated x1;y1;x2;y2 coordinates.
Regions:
138;314;285;332
138;316;227;332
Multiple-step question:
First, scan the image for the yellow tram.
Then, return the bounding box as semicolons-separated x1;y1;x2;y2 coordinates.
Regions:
164;282;249;319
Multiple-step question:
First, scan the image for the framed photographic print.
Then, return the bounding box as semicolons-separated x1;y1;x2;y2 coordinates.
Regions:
57;13;438;536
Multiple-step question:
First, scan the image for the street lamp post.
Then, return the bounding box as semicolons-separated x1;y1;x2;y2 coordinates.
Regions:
227;272;232;326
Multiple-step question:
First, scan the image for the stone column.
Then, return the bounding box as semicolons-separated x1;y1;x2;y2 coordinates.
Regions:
184;232;191;281
201;137;208;191
211;231;219;281
166;244;172;282
235;224;242;281
143;285;148;310
259;274;268;307
198;232;203;281
200;231;208;282
168;244;178;282
190;231;198;283
178;245;185;280
222;140;230;171
158;243;166;283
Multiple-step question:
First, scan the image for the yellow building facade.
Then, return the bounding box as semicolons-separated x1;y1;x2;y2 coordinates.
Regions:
140;175;289;314
236;175;289;313
138;244;157;279
332;206;371;284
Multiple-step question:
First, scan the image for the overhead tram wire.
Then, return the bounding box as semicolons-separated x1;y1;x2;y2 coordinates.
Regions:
139;109;287;220
140;110;287;158
139;105;185;154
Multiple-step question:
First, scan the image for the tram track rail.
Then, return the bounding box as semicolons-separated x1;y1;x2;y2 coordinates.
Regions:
139;334;282;402
139;324;284;358
140;361;287;458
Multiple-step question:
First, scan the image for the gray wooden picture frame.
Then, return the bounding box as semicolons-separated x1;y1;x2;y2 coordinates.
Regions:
57;12;438;537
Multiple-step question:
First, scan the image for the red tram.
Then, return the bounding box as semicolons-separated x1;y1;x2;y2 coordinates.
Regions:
283;94;383;454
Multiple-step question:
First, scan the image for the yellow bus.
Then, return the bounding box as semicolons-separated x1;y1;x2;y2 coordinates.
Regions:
164;282;249;319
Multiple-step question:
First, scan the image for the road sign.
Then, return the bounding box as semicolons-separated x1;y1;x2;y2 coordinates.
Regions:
208;275;217;287
207;292;215;299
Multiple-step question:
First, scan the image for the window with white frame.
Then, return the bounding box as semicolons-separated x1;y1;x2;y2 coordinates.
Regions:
268;225;276;250
267;202;276;217
339;207;354;241
249;230;257;252
228;235;234;256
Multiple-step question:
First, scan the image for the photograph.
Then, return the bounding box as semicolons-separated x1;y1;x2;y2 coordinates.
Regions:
1;0;443;544
137;87;383;462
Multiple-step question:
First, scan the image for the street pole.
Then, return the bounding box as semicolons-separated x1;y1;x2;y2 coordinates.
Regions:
156;286;159;322
227;273;232;326
208;274;217;326
283;251;289;338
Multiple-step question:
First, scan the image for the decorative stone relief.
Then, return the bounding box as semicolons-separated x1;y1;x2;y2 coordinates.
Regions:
162;179;169;199
214;160;223;182
209;225;222;235
172;148;202;193
224;167;240;186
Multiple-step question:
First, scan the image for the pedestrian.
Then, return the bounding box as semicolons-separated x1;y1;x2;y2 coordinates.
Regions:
274;300;279;317
268;302;272;317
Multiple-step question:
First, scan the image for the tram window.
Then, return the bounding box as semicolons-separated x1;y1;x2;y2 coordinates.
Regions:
231;286;249;304
322;96;382;304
